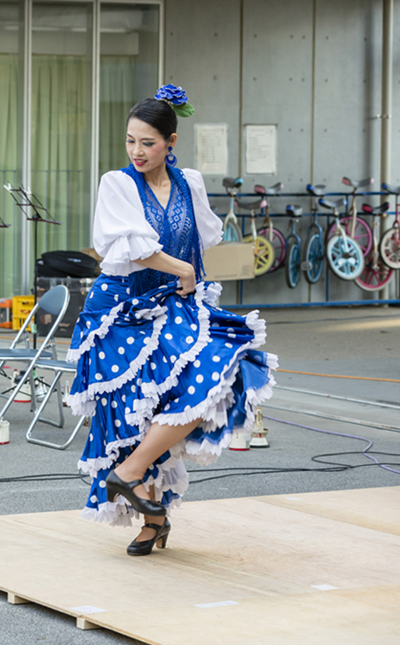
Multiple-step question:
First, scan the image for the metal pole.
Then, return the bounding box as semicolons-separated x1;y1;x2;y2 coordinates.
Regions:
380;0;393;300
21;0;32;294
89;0;100;241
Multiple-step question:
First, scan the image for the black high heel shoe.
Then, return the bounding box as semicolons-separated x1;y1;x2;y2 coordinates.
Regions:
106;470;166;517
127;518;171;556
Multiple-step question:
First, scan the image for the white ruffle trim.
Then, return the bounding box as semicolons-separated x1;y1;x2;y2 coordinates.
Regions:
77;432;145;479
80;494;182;528
67;309;167;415
203;281;222;306
185;431;232;465
151;319;276;433
130;281;212;409
245;310;267;346
66;301;124;362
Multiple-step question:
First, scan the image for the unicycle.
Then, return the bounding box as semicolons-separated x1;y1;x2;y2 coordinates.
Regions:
237;197;275;275
285;205;303;288
319;197;364;280
380;183;400;269
222;177;243;242
355;202;393;291
326;176;373;257
254;182;286;272
304;184;326;284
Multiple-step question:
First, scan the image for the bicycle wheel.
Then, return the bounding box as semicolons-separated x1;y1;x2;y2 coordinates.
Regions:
258;227;286;272
355;254;393;292
326;234;364;280
223;221;242;243
285;239;301;288
327;217;372;256
304;231;324;284
243;234;275;275
379;225;400;269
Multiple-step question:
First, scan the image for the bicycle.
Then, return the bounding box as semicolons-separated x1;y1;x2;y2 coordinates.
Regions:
285;205;303;289
253;183;286;272
221;177;243;242
304;184;326;284
319;197;364;280
355;202;393;292
236;196;275;275
380;183;400;269
326;176;373;257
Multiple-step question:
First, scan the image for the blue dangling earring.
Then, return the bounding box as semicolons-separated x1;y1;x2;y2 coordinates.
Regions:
166;146;177;167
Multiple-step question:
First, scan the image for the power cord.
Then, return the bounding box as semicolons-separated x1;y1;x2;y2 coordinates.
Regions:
1;415;399;485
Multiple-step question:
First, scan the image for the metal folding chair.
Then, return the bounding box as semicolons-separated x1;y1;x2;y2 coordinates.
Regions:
25;357;87;450
0;285;70;420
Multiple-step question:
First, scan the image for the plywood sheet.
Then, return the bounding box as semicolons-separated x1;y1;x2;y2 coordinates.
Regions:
260;486;400;535
0;487;399;644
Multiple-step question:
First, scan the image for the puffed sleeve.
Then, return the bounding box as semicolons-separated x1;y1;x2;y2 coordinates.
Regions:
182;168;223;249
93;171;163;276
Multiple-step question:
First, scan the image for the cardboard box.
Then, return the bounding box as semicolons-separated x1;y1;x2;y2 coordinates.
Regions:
203;243;255;281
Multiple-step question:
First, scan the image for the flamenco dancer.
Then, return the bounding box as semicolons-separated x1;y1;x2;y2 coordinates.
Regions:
67;84;278;556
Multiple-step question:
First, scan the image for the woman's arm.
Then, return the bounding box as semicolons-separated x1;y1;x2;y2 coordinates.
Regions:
134;251;196;295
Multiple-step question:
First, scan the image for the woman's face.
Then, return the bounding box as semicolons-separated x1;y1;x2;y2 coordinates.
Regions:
126;118;177;174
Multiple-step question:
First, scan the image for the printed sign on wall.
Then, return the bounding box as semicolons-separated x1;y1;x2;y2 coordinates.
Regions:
195;124;228;175
245;125;277;174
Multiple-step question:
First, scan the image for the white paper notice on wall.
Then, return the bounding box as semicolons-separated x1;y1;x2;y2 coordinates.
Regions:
245;125;277;174
195;124;228;175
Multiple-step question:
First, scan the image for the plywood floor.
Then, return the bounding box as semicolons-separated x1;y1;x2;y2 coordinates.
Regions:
1;487;399;644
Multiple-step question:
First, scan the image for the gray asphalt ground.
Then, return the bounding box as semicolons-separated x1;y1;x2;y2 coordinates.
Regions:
0;303;399;644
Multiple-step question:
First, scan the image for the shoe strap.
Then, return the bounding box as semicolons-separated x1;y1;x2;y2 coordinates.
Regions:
127;479;143;487
143;522;165;531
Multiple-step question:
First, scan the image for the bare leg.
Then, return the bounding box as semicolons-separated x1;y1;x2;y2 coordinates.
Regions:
115;418;201;541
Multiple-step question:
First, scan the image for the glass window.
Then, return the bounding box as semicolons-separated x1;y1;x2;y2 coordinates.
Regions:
30;3;93;265
99;3;160;176
0;0;24;297
0;1;161;298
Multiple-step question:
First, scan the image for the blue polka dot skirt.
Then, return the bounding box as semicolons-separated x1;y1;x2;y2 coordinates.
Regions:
67;274;278;527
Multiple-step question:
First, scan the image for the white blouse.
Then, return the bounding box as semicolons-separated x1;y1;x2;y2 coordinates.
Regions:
93;168;223;276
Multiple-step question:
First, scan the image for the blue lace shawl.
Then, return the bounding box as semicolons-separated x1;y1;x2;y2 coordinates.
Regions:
120;163;204;294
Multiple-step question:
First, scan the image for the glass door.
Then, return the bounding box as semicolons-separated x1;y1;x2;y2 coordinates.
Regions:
0;0;24;296
99;2;160;176
30;2;93;263
0;0;162;298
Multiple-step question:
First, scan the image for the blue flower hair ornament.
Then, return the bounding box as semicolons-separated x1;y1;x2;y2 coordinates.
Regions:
154;84;195;117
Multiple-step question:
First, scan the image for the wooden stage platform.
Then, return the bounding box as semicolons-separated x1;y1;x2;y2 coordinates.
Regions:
1;486;399;644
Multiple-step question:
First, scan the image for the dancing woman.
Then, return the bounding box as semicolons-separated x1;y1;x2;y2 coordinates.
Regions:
67;85;278;556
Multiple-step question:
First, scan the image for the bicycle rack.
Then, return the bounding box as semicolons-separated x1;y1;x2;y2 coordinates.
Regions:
206;190;400;309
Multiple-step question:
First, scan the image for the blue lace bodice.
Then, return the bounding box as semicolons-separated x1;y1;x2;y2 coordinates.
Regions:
120;164;204;295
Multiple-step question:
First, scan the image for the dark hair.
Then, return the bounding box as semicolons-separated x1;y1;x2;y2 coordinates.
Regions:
126;98;177;140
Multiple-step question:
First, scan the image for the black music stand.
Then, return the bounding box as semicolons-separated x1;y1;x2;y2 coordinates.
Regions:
4;183;61;348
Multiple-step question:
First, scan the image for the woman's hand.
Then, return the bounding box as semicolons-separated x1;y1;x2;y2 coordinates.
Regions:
176;263;196;296
134;251;197;295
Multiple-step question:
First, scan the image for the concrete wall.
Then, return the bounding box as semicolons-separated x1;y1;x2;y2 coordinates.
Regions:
165;0;399;305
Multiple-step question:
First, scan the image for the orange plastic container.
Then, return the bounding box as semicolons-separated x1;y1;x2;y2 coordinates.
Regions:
0;298;13;329
12;295;34;331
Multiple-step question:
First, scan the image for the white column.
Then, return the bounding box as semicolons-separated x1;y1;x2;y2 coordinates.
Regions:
380;0;393;300
21;0;32;293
